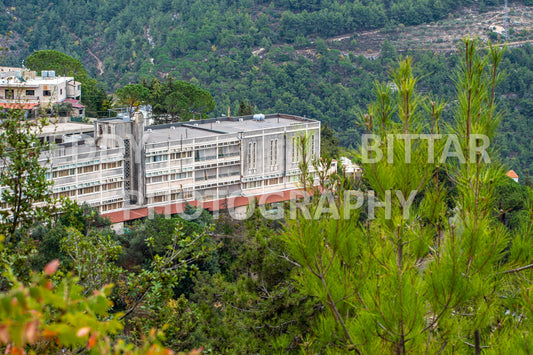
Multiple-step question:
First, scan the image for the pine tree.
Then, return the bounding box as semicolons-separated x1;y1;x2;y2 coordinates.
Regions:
282;38;533;354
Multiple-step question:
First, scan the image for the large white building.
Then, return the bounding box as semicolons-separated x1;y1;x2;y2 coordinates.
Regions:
26;113;323;225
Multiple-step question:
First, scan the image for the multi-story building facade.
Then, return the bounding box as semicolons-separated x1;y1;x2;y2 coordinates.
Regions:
6;113;322;227
0;67;84;118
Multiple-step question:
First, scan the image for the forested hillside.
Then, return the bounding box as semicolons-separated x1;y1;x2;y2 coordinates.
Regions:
1;0;532;176
2;13;533;351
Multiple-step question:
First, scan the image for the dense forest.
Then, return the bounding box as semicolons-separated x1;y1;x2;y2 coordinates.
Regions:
1;0;532;176
2;9;533;349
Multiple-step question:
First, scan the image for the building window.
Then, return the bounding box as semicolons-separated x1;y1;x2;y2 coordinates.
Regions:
170;151;192;160
5;89;13;99
248;142;257;170
79;109;83;115
170;171;192;180
148;175;169;184
77;165;98;174
60;88;63;95
171;192;182;201
172;189;193;200
270;140;273;166
244;181;261;189
103;161;121;169
54;168;75;178
275;139;278;165
43;90;51;96
78;186;100;195
151;195;167;203
25;90;35;96
102;202;123;212
292;139;300;163
270;139;278;169
146;154;168;163
247;143;251;167
292;144;296;162
102;182;122;190
265;177;283;186
253;142;257;168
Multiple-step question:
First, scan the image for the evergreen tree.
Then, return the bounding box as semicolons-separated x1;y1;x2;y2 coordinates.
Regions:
281;38;533;354
237;100;253;116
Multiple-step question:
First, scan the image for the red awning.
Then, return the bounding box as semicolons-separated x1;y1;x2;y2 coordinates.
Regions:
0;103;39;110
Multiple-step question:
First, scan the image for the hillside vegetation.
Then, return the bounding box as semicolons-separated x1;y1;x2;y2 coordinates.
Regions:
1;0;532;176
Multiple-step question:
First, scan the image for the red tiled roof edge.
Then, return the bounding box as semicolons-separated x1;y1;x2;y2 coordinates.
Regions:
101;188;317;223
506;170;519;179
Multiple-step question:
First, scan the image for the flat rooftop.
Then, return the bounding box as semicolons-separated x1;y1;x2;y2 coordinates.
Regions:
0;77;76;87
39;122;94;136
145;125;219;144
145;113;317;139
206;116;303;133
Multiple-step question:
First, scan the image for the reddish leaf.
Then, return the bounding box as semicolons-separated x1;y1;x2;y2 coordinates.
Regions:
42;329;58;339
45;280;54;290
24;320;40;344
43;259;60;276
0;324;10;344
87;333;97;349
9;345;25;354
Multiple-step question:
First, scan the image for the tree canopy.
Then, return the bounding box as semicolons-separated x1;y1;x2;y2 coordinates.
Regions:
115;83;149;119
142;77;215;123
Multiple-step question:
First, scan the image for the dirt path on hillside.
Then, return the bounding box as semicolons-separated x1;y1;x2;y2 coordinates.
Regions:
87;48;104;76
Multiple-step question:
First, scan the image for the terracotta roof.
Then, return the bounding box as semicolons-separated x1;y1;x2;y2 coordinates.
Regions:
0;103;39;110
101;188;316;223
62;98;85;109
506;170;519;179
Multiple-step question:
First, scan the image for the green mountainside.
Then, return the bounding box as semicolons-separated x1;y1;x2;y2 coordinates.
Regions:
2;6;533;352
1;0;532;177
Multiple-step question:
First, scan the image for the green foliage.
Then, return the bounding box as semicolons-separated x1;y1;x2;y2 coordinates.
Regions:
52;101;73;117
111;218;216;351
26;50;87;78
0;260;178;354
237;100;253;116
282;38;533;354
61;227;123;294
320;122;339;159
0;110;53;239
188;208;315;353
495;177;531;229
119;214;204;266
142;77;215;123
58;202;111;234
115;83;150;119
30;224;70;271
